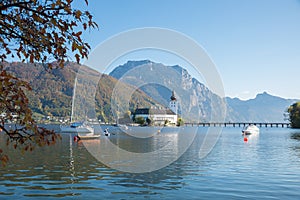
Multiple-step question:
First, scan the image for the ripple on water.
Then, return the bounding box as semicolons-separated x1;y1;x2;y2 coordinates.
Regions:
1;127;300;199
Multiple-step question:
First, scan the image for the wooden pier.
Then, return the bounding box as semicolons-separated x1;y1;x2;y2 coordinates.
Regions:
185;122;290;128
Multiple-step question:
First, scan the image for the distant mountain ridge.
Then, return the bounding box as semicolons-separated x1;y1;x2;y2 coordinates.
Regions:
2;61;297;123
110;60;298;123
226;92;297;122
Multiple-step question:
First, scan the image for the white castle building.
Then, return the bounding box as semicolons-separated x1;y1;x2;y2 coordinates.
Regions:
134;91;178;125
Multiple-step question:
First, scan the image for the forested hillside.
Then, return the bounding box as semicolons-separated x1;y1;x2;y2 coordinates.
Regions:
3;61;295;123
2;62;157;123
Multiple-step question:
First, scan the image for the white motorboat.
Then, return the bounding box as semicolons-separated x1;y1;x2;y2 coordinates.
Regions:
242;124;259;135
60;122;94;133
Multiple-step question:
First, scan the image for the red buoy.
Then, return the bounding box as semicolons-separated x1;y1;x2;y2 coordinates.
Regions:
244;137;248;142
74;135;80;142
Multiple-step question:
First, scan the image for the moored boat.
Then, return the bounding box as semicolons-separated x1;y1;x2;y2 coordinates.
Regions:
242;124;259;135
60;122;94;133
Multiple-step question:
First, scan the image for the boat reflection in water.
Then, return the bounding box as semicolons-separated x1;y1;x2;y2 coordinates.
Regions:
81;126;199;173
2;127;299;199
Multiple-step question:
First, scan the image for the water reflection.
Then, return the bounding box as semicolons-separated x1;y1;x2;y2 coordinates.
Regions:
289;131;300;158
1;127;300;199
0;129;199;198
82;126;198;173
290;132;300;141
0;133;104;198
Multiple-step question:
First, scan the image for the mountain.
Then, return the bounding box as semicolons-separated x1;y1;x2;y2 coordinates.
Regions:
226;92;297;122
110;60;298;123
2;62;158;123
110;60;226;122
2;61;297;123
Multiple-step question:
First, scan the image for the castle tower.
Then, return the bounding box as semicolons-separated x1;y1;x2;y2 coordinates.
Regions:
169;90;178;115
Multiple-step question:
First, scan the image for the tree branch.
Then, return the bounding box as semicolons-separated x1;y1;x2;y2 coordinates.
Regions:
0;1;33;11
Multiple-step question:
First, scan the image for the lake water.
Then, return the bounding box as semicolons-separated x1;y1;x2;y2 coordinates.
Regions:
1;126;300;199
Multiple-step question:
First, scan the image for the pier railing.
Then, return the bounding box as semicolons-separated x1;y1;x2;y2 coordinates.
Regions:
184;122;291;128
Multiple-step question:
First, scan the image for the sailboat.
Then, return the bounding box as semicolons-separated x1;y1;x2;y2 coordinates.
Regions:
60;77;94;134
60;121;94;133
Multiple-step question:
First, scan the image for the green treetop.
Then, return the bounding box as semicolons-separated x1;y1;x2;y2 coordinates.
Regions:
288;102;300;128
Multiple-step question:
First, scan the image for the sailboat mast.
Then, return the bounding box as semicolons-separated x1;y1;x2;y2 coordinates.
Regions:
71;76;77;122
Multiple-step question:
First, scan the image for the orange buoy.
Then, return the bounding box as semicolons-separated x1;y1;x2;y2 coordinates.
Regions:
244;137;248;142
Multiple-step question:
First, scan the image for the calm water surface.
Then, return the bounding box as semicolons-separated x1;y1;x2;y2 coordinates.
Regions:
1;126;300;199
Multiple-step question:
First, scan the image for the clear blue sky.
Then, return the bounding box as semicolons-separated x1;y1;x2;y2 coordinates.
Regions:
76;0;300;100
